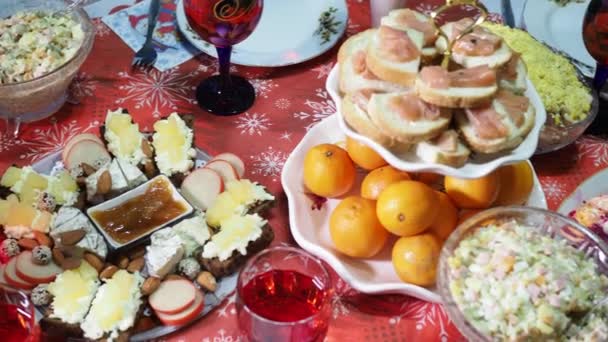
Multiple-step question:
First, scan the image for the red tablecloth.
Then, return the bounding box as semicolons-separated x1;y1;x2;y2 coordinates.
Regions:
1;1;607;341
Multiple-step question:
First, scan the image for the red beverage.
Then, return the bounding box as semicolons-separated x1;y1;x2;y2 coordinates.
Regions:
184;0;263;47
583;0;608;64
0;302;33;342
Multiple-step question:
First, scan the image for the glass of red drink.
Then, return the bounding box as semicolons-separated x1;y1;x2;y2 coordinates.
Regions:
183;0;263;115
583;0;608;90
236;246;332;342
0;285;38;342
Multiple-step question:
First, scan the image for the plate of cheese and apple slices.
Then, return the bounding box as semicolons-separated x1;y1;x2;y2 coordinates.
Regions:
0;109;276;341
282;113;548;303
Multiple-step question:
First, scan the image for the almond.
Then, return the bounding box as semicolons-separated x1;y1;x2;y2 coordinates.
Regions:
127;246;146;260
83;253;104;272
117;256;129;269
165;274;186;281
61;257;82;270
74;192;86;210
97;170;112;194
52;248;65;265
141;277;161;296
59;229;86;246
100;265;118;279
196;271;217;292
18;238;38;250
33;231;52;248
127;257;144;273
141;139;154;158
76;176;87;186
81;163;97;176
143;160;156;179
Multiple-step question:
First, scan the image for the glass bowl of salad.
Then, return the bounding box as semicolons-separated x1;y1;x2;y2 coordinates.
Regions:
0;0;95;131
438;206;608;341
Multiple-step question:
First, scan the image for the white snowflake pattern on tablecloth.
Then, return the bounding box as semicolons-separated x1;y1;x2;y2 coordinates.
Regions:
216;293;237;318
93;18;111;37
389;300;452;342
197;55;238;75
293;88;336;131
235;113;271;136
69;72;98;98
312;62;335;79
250;146;287;182
274;98;291;110
577;136;608;167
347;20;362;36
250;79;278;99
116;67;197;118
331;278;354;319
202;329;243;342
415;3;437;16
280;132;292;141
541;179;566;201
19;120;99;162
0;132;22;153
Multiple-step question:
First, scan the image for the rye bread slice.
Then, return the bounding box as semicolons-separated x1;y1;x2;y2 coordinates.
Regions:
39;317;84;341
197;224;274;278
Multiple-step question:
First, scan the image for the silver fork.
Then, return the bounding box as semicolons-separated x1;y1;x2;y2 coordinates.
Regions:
132;0;161;68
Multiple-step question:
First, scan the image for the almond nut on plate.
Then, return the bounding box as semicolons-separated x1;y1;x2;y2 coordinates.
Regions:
52;248;65;265
18;238;39;250
33;231;52;248
127;257;144;273
165;274;186;281
58;229;86;246
141;277;161;296
144;159;156;179
81;163;96;176
141;139;154;159
96;170;112;194
117;255;129;269
83;252;104;272
196;271;217;292
100;265;118;279
61;256;82;270
127;246;146;260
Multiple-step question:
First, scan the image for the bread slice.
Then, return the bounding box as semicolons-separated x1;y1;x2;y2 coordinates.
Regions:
498;53;527;94
380;9;439;63
455;90;536;153
341;93;396;147
366;26;424;86
338;29;407;95
415;65;498;108
415;130;470;167
367;92;451;144
435;20;512;69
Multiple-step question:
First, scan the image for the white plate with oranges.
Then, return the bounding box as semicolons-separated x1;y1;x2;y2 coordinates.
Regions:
282;114;548;303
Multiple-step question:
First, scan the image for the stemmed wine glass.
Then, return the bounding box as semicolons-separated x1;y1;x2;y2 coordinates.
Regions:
183;0;263;116
583;0;608;91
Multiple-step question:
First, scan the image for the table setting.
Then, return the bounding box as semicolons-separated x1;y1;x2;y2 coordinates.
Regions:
1;0;608;341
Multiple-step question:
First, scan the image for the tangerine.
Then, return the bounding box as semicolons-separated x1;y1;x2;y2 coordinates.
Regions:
376;180;438;236
392;233;440;286
427;191;458;242
493;161;534;206
329;196;389;258
345;137;387;170
444;172;500;209
303;144;356;198
360;166;411;200
414;172;443;185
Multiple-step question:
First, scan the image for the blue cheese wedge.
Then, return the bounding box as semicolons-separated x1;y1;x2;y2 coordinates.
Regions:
206;179;274;227
51;207;108;258
104;109;147;166
115;158;147;187
152;113;196;176
47;261;100;324
172;214;211;256
81;270;144;341
202;214;266;261
146;229;185;278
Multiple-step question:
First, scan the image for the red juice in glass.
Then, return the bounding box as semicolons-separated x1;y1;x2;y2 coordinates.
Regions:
236;247;332;342
0;287;37;342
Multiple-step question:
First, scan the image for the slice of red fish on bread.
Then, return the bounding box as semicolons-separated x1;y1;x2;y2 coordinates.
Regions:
415;65;498;108
380;9;438;63
338;29;407;94
367;92;451;144
456;89;536;153
366;25;424;86
497;53;527;94
435;18;512;69
341;91;398;147
415;130;470;167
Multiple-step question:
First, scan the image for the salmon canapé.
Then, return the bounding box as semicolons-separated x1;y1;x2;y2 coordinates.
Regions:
388;93;441;121
419;65;497;89
352;51;379;80
433;130;459;152
465;106;509;140
450;18;502;56
377;25;421;62
393;10;437;46
495;89;529;128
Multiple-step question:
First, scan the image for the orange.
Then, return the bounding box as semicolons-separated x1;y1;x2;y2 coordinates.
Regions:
457;209;483;226
360;166;411;200
414;172;443;185
376;180;439;236
303;144;356;198
427;191;458;242
493;161;534;206
345;137;387;170
392;234;440;286
329;196;389;258
444;172;500;209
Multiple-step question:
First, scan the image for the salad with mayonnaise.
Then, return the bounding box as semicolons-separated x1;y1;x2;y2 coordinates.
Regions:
448;220;608;341
0;11;84;84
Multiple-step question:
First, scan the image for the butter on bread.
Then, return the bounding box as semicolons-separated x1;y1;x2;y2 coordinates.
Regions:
102;109;148;167
415;130;470;167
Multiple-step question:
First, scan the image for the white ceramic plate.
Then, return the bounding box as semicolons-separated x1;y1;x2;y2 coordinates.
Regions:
176;0;348;67
281;114;548;303
523;0;595;77
558;168;608;216
326;65;547;179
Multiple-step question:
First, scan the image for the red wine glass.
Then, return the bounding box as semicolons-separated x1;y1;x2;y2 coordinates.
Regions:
236;246;333;342
0;286;38;342
183;0;263;115
583;0;608;90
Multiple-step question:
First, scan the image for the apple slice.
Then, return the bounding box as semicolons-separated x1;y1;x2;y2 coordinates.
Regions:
149;279;197;315
204;160;239;183
4;258;35;290
211;153;245;178
62;133;104;162
156;289;204;326
180;168;224;210
64;139;111;171
16;251;62;285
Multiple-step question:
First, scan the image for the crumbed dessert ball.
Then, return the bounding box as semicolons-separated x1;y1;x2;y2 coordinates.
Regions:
31;284;52;306
36;193;57;212
178;258;201;280
1;239;20;258
32;245;52;265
